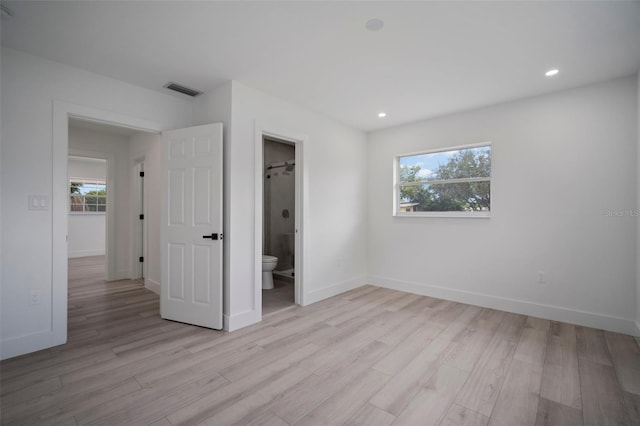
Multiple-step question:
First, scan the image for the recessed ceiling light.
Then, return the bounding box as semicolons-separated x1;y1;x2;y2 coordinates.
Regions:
378;112;387;118
365;18;384;31
545;69;559;77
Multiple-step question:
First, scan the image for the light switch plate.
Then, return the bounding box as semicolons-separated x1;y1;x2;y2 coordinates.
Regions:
28;195;49;210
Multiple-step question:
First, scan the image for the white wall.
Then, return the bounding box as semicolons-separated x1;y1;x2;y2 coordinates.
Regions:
0;39;3;337
68;157;106;258
68;156;106;180
68;214;105;258
129;132;163;294
368;76;638;335
637;70;640;336
195;81;368;330
0;48;193;359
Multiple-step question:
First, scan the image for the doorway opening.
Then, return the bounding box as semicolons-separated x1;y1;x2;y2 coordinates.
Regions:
67;117;146;283
67;155;108;279
255;127;305;320
52;102;162;348
262;137;297;315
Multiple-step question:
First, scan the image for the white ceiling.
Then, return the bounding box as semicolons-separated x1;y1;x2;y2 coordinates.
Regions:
2;1;639;131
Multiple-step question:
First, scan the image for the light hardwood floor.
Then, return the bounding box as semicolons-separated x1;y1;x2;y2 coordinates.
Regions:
1;256;640;425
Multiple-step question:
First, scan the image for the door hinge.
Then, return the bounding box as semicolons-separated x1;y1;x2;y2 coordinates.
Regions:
139;171;145;177
139;214;144;220
139;256;144;262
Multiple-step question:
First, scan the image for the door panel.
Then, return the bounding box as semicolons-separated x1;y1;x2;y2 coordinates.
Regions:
168;169;186;225
193;244;212;304
168;243;185;300
161;123;223;329
193;168;212;225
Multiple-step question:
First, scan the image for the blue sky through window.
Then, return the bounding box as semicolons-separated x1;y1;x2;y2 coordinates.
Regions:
70;179;106;195
400;146;490;180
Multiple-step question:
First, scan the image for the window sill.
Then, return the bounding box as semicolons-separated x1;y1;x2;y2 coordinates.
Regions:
69;212;106;216
394;211;491;219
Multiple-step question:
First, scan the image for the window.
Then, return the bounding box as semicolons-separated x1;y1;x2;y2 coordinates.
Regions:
69;178;107;213
395;143;492;217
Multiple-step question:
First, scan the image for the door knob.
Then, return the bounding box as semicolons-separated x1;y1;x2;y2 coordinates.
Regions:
202;233;219;240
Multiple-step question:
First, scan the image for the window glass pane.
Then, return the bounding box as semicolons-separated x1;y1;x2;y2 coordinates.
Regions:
399;145;491;183
70;182;83;194
400;181;490;212
70;202;85;212
69;178;107;213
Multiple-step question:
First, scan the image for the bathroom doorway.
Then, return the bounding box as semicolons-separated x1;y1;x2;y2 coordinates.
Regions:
262;136;296;315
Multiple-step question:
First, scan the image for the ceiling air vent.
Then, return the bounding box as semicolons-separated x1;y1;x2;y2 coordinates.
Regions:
164;82;203;97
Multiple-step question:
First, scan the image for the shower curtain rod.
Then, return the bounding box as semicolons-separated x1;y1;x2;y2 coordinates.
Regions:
267;161;295;170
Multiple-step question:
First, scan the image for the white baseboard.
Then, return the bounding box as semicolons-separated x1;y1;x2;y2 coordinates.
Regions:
68;249;105;258
369;275;637;336
303;276;366;306
225;309;260;332
145;278;160;295
0;330;65;360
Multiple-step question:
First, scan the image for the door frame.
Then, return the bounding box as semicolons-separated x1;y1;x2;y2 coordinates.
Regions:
131;159;146;280
52;101;162;346
254;123;307;318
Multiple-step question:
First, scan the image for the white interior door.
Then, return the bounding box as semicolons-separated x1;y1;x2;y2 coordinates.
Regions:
161;123;223;329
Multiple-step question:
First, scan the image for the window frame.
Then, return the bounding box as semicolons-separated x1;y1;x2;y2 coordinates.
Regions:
69;176;107;214
393;142;492;218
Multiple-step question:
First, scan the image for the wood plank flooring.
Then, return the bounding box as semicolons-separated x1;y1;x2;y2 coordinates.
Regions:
1;256;640;425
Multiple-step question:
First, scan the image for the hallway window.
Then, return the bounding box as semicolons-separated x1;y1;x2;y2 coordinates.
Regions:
395;143;491;217
69;178;107;212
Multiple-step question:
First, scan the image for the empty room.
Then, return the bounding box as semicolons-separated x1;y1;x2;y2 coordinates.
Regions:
1;1;640;425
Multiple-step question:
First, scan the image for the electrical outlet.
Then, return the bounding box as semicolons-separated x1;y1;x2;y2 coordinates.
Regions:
29;290;41;306
536;270;547;284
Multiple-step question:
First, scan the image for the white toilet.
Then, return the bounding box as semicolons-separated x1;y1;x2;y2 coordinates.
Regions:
262;255;278;290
